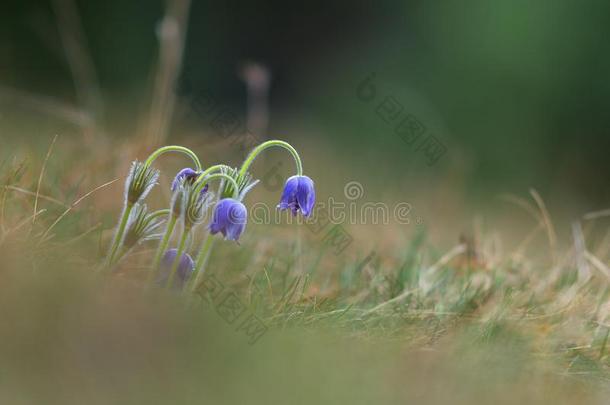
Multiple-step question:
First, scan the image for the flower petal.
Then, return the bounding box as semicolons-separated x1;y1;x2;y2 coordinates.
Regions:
296;176;315;217
209;198;248;241
158;249;194;289
278;176;299;210
171;168;199;192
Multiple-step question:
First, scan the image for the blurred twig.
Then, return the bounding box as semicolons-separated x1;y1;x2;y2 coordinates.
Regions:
39;178;118;244
51;0;103;132
0;85;93;127
32;135;58;230
364;244;467;315
239;61;270;139
145;0;192;146
0;210;46;246
572;221;591;281
4;186;68;208
584;208;610;221
586;251;610;281
530;188;558;265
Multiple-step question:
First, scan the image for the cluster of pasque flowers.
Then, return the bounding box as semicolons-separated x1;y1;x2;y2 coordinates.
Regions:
105;140;315;292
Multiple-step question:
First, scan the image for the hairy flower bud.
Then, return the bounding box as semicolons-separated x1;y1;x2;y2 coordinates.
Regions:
125;161;160;205
123;204;164;249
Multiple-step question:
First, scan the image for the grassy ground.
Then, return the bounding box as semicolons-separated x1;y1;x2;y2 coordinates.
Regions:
1;134;609;404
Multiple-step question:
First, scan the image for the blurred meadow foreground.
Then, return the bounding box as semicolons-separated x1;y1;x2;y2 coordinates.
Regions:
1;1;610;404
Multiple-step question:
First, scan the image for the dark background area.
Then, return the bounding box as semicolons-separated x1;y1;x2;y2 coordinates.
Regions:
1;0;609;206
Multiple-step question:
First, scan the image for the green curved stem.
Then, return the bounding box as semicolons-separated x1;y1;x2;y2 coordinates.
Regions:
108;209;170;271
114;246;134;268
190;232;216;292
166;226;190;288
106;202;134;268
194;173;239;199
150;214;178;274
115;209;171;265
143;209;170;228
144;145;202;171
148;208;170;221
238;140;303;179
194;164;232;181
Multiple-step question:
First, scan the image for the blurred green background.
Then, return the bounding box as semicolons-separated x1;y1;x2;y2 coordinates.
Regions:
1;0;609;205
1;3;609;403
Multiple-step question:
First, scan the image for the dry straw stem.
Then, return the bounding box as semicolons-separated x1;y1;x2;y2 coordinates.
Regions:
62;222;102;246
585;251;610;281
4;186;69;208
500;190;559;265
529;188;558;264
239;62;271;139
39;178;118;244
52;0;103;128
0;85;92;127
0;210;47;246
583;208;610;221
499;193;542;223
363;244;467;316
32;135;58;230
146;0;192;146
509;222;543;262
571;221;590;280
594;230;610;259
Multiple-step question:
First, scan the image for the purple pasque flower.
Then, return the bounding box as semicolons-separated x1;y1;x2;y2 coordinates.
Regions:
157;248;194;289
171;168;208;199
209;198;247;241
171;168;208;191
277;175;315;217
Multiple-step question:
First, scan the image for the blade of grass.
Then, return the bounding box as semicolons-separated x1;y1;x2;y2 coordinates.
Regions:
5;185;69;208
38;178;118;244
32;135;58;231
530;188;557;264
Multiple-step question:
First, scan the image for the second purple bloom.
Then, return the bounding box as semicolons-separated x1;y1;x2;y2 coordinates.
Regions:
209;198;248;241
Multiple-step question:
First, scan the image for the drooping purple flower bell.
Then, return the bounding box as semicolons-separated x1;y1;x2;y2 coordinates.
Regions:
171;168;198;191
171;168;208;196
209;198;247;241
277;175;315;217
157;248;194;289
